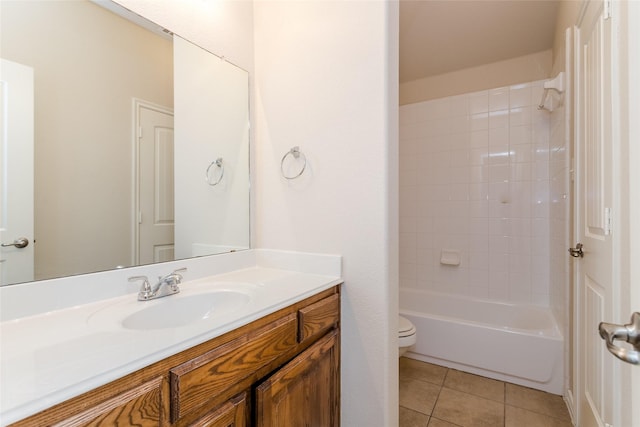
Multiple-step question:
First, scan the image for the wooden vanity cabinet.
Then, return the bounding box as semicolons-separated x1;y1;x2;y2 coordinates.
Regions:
255;329;339;427
9;285;340;427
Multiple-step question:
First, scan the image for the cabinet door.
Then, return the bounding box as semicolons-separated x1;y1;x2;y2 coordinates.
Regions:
255;330;339;427
188;393;247;427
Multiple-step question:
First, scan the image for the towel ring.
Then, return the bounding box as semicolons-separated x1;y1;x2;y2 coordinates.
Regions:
281;146;306;180
205;158;224;186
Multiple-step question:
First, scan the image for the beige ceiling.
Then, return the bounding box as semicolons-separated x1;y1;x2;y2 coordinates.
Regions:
400;0;560;83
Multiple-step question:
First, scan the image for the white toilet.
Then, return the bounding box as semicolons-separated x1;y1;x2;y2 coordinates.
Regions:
398;315;417;357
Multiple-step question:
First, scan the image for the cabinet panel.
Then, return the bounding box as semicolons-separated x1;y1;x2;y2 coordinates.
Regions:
52;377;163;427
255;329;340;427
170;314;297;422
297;294;339;343
188;392;248;427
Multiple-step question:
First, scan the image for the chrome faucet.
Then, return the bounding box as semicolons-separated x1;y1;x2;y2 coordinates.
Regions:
129;268;187;301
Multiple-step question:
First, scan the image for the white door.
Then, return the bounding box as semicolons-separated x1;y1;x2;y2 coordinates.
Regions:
0;59;34;286
575;1;637;426
135;101;174;265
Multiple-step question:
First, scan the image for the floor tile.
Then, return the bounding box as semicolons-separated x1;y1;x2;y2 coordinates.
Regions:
400;377;442;415
400;363;573;427
505;384;571;421
400;406;430;427
443;369;505;402
432;388;504;427
505;405;574;427
428;417;462;427
400;357;448;385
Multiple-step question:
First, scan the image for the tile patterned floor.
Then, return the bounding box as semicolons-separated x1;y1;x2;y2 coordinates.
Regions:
399;357;573;427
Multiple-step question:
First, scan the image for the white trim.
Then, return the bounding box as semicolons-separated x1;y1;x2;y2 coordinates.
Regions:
562;24;575;419
629;0;640;419
571;16;582;426
621;1;640;425
564;389;577;426
610;0;623;422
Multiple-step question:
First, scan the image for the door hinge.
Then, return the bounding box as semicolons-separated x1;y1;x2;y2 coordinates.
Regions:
604;207;612;235
604;0;612;19
138;211;142;224
138;126;143;139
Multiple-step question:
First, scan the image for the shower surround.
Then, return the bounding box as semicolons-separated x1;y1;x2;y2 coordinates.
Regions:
399;81;555;305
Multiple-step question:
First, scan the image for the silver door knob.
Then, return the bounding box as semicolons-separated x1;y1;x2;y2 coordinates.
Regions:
599;312;640;365
1;237;29;249
569;242;584;258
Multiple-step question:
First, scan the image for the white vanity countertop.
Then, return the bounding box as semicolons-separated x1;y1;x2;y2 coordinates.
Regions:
0;250;342;426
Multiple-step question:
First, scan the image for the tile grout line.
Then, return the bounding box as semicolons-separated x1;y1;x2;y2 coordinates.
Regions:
428;367;450;424
503;381;506;427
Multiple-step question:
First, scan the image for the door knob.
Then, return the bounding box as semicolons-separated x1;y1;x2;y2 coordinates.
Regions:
569;242;584;258
599;312;640;365
1;237;29;249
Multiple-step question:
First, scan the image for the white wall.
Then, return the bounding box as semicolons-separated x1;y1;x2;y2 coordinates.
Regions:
1;0;173;279
173;37;250;258
253;1;399;425
400;81;553;305
114;0;256;252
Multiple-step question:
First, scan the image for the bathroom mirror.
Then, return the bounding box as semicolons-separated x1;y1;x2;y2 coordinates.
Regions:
0;0;250;286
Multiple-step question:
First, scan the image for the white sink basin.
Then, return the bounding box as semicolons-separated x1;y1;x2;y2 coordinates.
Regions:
87;284;257;331
122;291;251;330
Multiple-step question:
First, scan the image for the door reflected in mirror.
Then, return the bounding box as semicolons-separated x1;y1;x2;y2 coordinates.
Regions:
0;0;250;286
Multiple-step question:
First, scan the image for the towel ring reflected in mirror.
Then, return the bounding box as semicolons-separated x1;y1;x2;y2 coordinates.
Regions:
205;158;224;186
281;146;306;180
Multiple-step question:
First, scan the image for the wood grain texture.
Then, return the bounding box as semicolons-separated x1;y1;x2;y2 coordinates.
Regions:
297;293;340;343
170;314;297;421
51;377;163;427
187;392;248;427
255;329;340;427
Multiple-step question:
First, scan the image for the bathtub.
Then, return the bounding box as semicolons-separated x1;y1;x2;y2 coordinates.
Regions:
400;288;564;395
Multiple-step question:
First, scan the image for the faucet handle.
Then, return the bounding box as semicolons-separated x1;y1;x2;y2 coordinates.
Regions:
128;275;149;283
155;268;187;294
128;275;152;297
170;268;187;283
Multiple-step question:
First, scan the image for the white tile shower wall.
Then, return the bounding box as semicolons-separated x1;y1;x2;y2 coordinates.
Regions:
400;81;551;305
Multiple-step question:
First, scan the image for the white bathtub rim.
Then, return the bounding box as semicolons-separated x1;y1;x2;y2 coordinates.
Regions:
400;288;559;317
399;307;563;340
399;288;564;339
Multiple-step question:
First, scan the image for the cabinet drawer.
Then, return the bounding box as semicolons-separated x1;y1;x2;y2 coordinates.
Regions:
170;314;297;422
298;293;340;342
52;377;163;427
